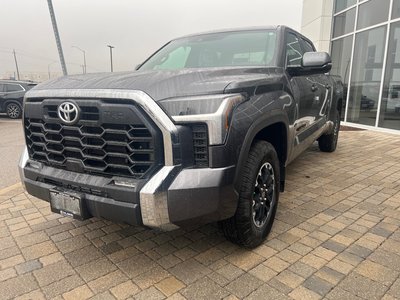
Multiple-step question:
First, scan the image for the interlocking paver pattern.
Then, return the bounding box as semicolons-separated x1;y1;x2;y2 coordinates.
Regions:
0;130;400;299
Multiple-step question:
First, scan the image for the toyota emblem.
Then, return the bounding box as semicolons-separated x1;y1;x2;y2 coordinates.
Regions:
57;102;79;124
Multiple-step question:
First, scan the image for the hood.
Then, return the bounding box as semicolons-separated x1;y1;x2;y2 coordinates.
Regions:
34;67;284;101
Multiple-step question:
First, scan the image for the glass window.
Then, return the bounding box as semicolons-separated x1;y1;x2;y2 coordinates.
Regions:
330;36;353;119
379;22;400;130
335;0;356;13
301;39;315;52
333;8;356;38
139;30;277;70
357;0;390;30
5;84;23;92
348;26;387;126
285;33;304;67
393;0;400;19
153;46;191;70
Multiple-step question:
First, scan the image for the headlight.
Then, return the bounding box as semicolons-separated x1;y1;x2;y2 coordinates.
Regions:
159;94;246;145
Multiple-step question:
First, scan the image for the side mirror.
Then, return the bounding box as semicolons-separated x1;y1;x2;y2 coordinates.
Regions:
302;52;332;73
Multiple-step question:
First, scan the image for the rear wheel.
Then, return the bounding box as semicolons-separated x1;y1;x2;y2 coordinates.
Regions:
318;108;340;152
220;140;280;248
6;103;22;119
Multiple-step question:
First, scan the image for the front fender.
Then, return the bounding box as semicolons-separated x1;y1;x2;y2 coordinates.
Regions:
233;109;289;191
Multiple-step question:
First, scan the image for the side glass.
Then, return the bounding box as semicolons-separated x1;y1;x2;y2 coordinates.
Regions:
357;0;391;30
330;36;353;120
347;26;387;126
379;22;400;130
285;33;304;67
5;84;23;92
335;0;356;13
333;8;356;38
301;39;315;52
393;0;400;19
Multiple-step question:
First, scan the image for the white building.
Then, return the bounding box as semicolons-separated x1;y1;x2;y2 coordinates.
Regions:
302;0;400;133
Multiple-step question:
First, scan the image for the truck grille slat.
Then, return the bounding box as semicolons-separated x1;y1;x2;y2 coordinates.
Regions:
25;100;162;179
190;124;209;167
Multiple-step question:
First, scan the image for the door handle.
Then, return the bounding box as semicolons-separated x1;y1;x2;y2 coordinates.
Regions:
311;84;318;92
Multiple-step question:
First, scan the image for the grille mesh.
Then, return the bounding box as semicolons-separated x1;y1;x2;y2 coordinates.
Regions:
191;124;209;167
25;118;158;178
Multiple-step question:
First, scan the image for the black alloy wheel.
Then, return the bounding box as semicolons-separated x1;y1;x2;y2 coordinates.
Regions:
252;162;276;228
6;103;22;119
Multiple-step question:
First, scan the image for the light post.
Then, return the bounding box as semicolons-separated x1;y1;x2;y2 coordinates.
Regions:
13;49;20;80
47;0;67;75
72;46;86;74
47;61;57;79
107;45;114;72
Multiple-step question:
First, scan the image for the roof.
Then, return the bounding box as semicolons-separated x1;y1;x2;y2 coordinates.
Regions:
0;79;37;85
173;25;289;40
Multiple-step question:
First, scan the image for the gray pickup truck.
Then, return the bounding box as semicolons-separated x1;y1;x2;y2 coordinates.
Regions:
19;26;343;248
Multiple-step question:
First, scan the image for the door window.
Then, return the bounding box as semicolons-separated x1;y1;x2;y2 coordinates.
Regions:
301;39;315;53
5;84;24;92
286;33;305;67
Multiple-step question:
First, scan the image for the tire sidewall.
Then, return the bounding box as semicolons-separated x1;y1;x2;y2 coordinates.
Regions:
241;142;280;242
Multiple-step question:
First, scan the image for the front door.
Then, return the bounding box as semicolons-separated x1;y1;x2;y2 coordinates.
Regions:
285;32;315;141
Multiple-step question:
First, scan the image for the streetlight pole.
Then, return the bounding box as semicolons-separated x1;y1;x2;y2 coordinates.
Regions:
47;0;68;75
72;46;86;74
13;49;20;80
107;45;114;72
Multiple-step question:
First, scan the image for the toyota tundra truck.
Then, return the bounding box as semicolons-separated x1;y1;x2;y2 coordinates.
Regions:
19;26;343;248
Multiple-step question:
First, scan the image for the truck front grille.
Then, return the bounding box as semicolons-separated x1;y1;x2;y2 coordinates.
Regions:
24;100;163;179
45;104;100;121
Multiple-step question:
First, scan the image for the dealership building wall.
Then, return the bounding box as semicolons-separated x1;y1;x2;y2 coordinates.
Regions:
302;0;400;133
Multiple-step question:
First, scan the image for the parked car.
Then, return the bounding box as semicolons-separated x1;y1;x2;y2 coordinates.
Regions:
19;26;343;248
0;80;36;118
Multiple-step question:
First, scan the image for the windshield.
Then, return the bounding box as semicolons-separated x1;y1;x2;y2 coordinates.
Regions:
139;30;277;71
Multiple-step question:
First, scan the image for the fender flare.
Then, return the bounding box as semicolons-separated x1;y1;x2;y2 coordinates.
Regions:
233;109;290;191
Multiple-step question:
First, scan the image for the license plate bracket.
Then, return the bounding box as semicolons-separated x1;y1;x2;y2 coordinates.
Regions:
50;189;90;220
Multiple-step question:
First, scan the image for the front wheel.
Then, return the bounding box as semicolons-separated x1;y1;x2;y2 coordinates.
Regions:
6;103;22;119
220;140;280;248
318;108;340;152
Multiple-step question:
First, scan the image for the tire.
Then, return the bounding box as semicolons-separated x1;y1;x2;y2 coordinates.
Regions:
318;108;340;153
220;141;280;248
6;102;22;119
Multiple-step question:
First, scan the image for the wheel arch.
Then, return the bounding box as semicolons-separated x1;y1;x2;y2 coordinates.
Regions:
5;99;23;108
234;110;289;193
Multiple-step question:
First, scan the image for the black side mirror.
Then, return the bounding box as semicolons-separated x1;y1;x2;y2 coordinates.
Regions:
302;52;332;73
287;52;332;76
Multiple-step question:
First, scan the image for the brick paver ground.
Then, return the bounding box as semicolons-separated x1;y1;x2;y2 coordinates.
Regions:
1;130;400;300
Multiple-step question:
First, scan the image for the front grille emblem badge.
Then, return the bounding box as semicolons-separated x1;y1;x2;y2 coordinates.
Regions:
57;102;79;124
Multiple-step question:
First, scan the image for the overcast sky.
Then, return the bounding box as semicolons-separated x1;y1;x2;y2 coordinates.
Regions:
0;0;303;78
